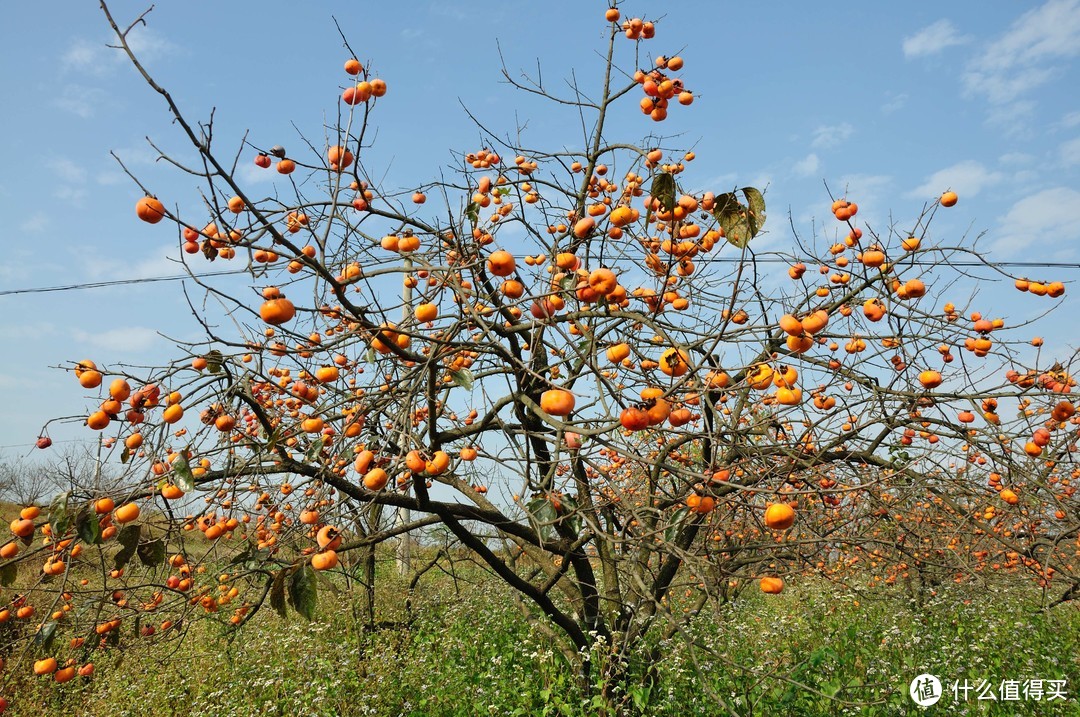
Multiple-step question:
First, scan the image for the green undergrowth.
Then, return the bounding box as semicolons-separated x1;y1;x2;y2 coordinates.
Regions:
3;567;1078;716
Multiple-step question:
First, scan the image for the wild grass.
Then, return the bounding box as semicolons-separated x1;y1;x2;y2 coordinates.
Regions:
3;557;1077;716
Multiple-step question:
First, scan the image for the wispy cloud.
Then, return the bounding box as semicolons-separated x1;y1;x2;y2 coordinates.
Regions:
962;0;1080;133
47;157;88;184
791;153;820;178
62;25;175;75
881;91;908;114
54;185;89;208
1061;137;1080;167
84;245;182;282
991;186;1080;255
902;19;971;58
810;123;853;149
998;152;1034;166
18;212;50;234
237;162;278;186
908;160;1003;199
829;173;889;218
52;86;109;118
1060;110;1080;129
73;327;162;353
0;323;58;342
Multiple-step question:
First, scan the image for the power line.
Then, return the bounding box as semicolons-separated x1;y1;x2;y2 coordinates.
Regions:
1;258;1076;299
0;270;249;297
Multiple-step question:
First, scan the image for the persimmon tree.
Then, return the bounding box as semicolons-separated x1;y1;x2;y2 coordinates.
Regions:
4;2;1079;714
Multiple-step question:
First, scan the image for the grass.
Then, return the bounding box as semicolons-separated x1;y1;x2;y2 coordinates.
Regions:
2;556;1077;716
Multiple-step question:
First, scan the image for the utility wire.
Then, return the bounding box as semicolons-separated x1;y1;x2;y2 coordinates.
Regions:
2;259;1077;298
0;270;249;297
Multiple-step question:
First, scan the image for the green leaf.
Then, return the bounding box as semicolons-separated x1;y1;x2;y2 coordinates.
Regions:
137;538;165;567
450;368;474;390
50;491;71;537
525;497;558;541
743;186;766;236
173;454;196;493
114;525;140;571
465;202;480;225
75;506;103;545
206;349;224;374
33;622;58;652
665;507;691;543
305;436;326;463
229;543;254;566
270;569;288;619
0;562;17;587
650;172;677;213
713;187;766;248
288;566;318;620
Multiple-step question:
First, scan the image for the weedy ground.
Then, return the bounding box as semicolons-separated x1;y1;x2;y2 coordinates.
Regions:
2;557;1078;716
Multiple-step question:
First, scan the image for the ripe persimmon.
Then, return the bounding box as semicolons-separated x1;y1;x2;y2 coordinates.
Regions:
539;389;575;416
136;196;166;224
686;494;715;514
316;525;342;550
312;550;339;570
33;658;57;676
764;503;795;530
659;348;691;377
363;467;389;491
327;145;354;171
918;370;943;389
260;297;296;325
486;250;516;277
114;503;140;524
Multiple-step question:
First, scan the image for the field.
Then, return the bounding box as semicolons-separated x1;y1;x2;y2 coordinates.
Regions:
3;546;1078;717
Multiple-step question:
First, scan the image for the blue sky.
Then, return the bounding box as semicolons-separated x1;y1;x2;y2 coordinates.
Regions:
1;1;1079;459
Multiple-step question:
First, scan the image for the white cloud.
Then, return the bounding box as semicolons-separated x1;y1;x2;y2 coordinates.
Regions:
792;153;820;178
881;91;908;114
85;245;181;281
811;123;854;149
832;174;892;212
237;162;278;186
18;212;50;234
903;19;971;58
73;327;162;353
908;160;1003;199
124;26;175;63
95;171;126;186
52;86;109;118
62;39;107;74
991;186;1080;255
1060;110;1080;128
0;323;58;341
998;152;1034;166
963;0;1080;106
47;157;88;184
62;26;175;75
53;186;89;208
1061;137;1080;166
